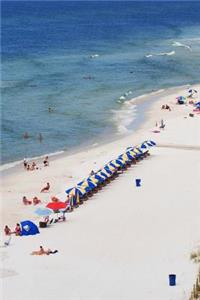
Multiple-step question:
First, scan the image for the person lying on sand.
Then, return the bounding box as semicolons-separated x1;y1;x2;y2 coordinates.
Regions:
31;246;58;255
40;182;50;193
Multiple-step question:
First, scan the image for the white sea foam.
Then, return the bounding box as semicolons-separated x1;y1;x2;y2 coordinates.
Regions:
90;54;99;58
112;88;165;134
172;41;192;51
112;101;137;134
117;90;133;102
145;51;175;58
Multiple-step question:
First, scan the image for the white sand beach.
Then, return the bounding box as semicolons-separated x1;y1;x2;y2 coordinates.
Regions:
0;85;200;300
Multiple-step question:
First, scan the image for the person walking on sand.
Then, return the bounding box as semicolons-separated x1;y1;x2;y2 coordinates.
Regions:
40;182;50;193
160;119;165;129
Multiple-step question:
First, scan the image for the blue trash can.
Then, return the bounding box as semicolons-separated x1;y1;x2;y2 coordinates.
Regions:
169;274;176;286
135;179;141;187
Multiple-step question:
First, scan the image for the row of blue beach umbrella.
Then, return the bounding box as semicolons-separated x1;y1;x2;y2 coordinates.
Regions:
65;140;156;207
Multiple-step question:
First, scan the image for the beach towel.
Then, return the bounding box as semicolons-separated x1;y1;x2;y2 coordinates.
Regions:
49;250;58;255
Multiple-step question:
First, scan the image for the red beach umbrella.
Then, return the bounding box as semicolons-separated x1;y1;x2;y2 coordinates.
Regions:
46;201;67;211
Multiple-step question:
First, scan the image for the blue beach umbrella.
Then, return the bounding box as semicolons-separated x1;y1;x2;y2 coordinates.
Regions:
88;176;99;185
104;165;114;175
98;170;109;179
141;143;148;149
118;153;130;163
87;179;97;189
136;145;147;154
94;173;105;183
126;151;136;160
108;161;120;169
34;207;53;217
149;140;156;146
100;168;112;177
65;187;74;194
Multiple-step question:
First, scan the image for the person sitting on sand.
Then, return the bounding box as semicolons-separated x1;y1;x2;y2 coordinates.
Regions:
26;164;31;171
23;196;32;205
165;104;171;111
31;246;58;255
33;196;41;205
14;223;21;236
43;156;49;167
40;182;50;193
4;225;12;236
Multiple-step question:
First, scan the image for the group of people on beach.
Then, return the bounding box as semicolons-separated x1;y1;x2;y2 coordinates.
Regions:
161;104;171;111
23;156;49;171
23;196;41;205
4;223;21;236
22;182;50;206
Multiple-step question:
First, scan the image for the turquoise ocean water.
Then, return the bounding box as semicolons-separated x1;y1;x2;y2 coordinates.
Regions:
1;1;200;164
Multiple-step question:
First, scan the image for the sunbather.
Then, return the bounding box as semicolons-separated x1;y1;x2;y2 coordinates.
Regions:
40;182;50;193
31;246;58;255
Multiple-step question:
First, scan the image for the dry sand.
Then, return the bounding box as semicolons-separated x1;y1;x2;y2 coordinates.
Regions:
0;84;200;300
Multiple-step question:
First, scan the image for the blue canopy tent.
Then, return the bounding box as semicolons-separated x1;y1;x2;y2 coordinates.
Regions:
20;220;39;236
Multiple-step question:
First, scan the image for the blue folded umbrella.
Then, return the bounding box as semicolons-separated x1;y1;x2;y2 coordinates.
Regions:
35;207;53;216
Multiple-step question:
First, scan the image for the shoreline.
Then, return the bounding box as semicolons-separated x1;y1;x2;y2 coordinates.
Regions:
1;83;200;300
1;82;199;230
0;83;194;176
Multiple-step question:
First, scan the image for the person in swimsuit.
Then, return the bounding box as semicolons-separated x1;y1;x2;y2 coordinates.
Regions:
40;182;50;193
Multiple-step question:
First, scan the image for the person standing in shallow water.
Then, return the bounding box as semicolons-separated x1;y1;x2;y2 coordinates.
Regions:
23;132;29;139
38;133;43;142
